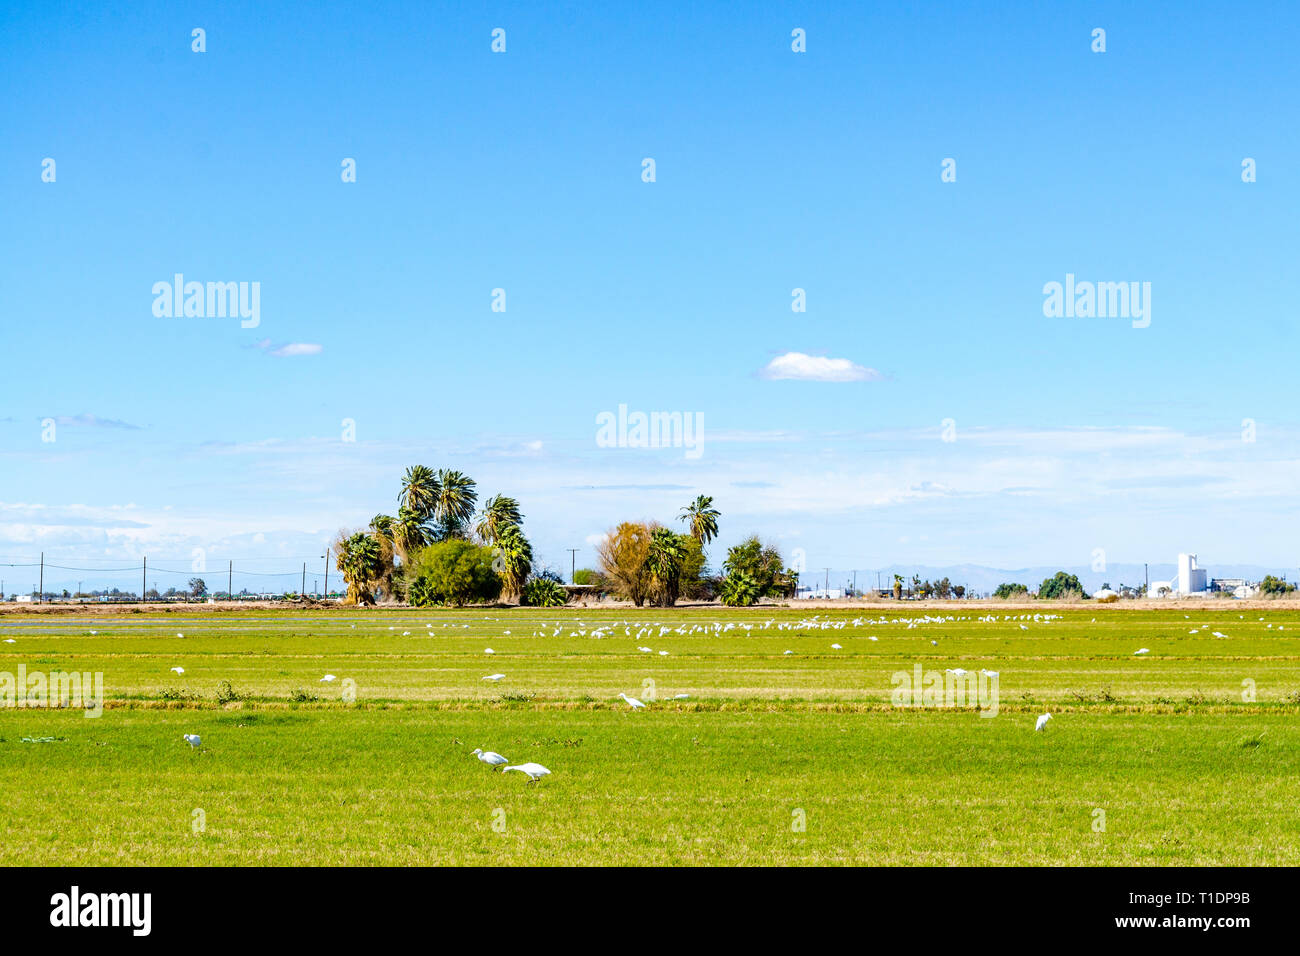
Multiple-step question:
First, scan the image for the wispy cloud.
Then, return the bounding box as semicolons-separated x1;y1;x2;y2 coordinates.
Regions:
253;339;323;357
45;414;141;430
759;352;882;383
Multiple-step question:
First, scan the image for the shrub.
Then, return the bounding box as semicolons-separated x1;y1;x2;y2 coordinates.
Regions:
405;540;502;607
993;583;1029;599
215;680;242;704
720;571;761;607
522;577;568;607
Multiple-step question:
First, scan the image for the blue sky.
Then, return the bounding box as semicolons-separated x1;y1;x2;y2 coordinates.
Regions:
2;0;1299;592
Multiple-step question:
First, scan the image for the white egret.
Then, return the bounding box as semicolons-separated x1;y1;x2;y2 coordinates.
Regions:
170;666;185;674
658;650;669;656
2;639;15;644
503;763;550;781
618;692;646;709
485;648;495;654
177;632;184;638
1134;648;1150;655
482;674;506;682
831;643;842;650
183;734;201;748
471;748;508;766
1034;713;1052;732
320;674;337;682
666;693;689;700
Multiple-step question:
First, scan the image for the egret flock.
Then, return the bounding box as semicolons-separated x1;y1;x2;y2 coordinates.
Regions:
159;607;1246;781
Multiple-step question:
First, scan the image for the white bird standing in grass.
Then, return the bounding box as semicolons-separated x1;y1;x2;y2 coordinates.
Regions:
831;643;842;650
1134;648;1150;655
471;748;508;766
183;734;201;748
485;648;495;654
503;763;550;781
618;692;646;709
170;666;185;674
320;674;337;682
1035;713;1052;732
176;632;184;639
482;673;506;682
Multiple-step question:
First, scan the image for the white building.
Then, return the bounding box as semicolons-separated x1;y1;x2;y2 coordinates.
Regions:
795;587;845;599
1177;553;1208;595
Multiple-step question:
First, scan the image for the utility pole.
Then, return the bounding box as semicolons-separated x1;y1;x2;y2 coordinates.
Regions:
323;549;329;601
824;568;830;597
142;555;147;604
1144;562;1149;596
38;552;43;604
302;563;307;599
852;570;858;596
229;560;233;603
566;549;579;584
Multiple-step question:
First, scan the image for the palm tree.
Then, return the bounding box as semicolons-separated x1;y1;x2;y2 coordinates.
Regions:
678;495;720;545
393;506;432;562
369;513;394;542
335;532;383;605
433;469;478;538
399;465;440;520
367;514;398;596
646;528;688;606
475;494;523;545
493;523;533;601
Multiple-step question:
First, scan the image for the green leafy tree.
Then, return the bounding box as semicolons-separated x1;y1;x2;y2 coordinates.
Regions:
1259;575;1296;596
188;577;207;598
1038;572;1089;600
405;540;501;607
721;536;788;601
993;582;1029;599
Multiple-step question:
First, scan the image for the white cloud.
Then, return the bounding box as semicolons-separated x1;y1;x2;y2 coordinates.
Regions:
268;343;323;357
759;352;881;383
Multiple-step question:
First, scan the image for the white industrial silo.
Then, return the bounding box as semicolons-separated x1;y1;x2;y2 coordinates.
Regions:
1178;553;1207;594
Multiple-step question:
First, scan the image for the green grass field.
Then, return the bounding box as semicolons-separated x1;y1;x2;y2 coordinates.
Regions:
2;605;1297;865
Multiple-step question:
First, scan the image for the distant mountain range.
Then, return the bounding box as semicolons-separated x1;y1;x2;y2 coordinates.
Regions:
810;563;1298;596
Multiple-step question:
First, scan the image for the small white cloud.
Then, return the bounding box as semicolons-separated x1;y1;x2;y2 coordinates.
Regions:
584;533;608;547
268;343;323;357
759;352;881;383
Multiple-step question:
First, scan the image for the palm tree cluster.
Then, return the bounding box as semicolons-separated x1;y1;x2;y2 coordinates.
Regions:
334;465;539;605
595;496;722;607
